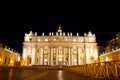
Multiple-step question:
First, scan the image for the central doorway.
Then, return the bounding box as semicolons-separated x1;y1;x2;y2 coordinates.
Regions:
58;57;62;65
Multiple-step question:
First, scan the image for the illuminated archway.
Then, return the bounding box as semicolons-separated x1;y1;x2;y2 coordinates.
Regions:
89;54;95;63
58;54;63;65
27;55;31;65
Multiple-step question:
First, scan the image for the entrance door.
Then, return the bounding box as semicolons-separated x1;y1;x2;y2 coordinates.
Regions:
27;55;31;65
58;57;62;65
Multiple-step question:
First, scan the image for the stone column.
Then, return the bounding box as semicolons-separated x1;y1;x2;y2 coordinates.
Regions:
48;47;50;65
63;47;66;65
50;47;53;66
77;47;80;65
40;47;43;65
42;47;44;65
31;46;35;65
79;47;82;65
71;47;73;65
68;47;71;66
70;49;74;65
56;47;58;65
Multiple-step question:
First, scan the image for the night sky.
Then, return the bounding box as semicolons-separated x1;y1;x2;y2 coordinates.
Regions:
0;8;120;53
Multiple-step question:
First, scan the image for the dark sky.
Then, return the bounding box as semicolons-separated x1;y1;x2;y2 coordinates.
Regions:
0;8;120;53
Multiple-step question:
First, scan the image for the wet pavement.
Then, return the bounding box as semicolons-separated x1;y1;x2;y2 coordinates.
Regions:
0;69;103;80
32;70;94;80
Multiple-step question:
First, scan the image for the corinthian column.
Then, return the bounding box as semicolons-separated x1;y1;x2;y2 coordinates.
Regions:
40;47;43;65
56;47;58;65
50;47;53;65
68;47;71;66
77;47;80;65
63;47;66;65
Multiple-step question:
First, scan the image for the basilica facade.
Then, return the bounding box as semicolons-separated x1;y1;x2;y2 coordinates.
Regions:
22;26;98;66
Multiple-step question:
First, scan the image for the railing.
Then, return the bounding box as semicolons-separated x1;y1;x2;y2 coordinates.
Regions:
63;60;120;79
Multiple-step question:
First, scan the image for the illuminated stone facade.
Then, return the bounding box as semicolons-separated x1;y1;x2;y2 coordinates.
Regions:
99;32;120;62
99;49;120;62
22;26;98;66
0;43;20;66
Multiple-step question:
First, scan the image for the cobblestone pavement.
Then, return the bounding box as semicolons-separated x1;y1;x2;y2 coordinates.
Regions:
30;70;93;80
0;69;107;80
